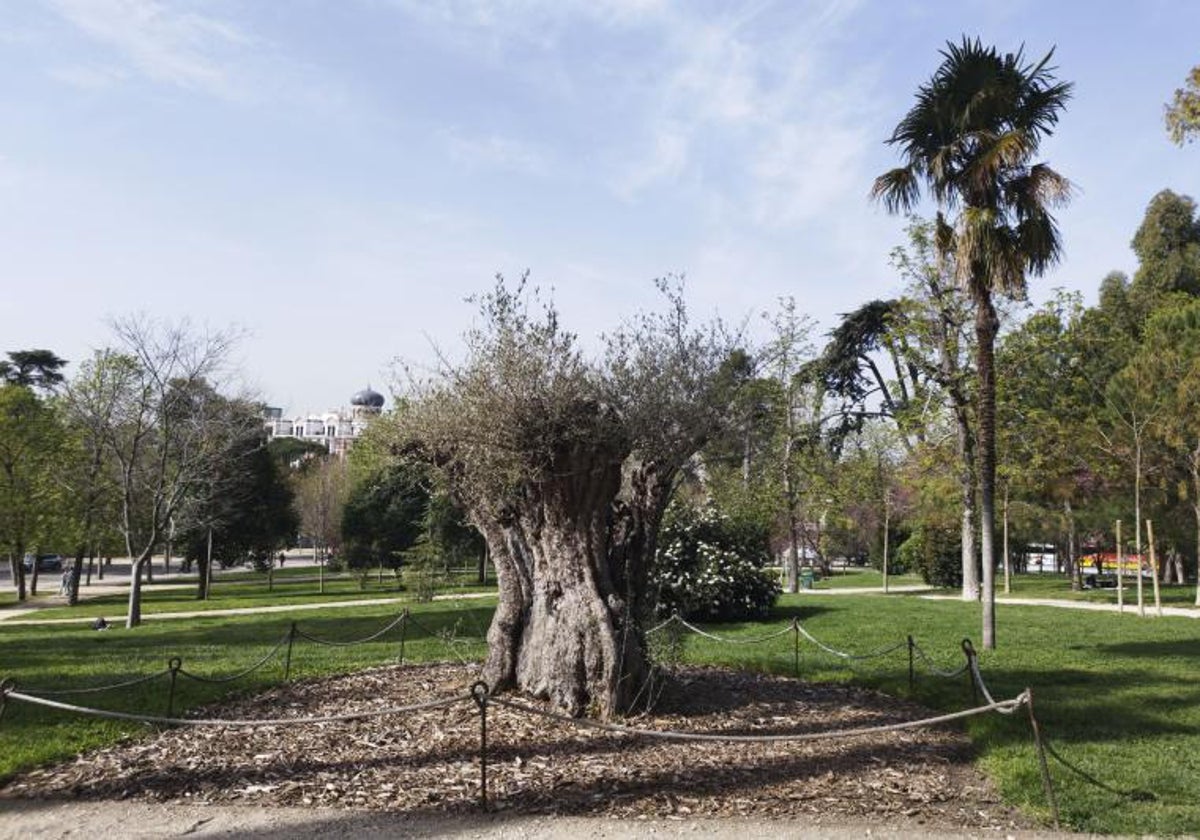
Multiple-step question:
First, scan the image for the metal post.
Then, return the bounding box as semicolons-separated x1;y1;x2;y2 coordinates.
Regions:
398;609;408;664
907;635;914;692
1147;519;1163;618
166;657;182;718
205;526;213;601
284;622;297;681
1116;519;1124;613
0;679;13;726
471;681;490;811
793;619;800;677
961;639;978;704
1025;688;1060;830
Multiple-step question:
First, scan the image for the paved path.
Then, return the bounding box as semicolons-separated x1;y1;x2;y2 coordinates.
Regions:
920;592;1200;618
0;801;1081;840
801;585;934;595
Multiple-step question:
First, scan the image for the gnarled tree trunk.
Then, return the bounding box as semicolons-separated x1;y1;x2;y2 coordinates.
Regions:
477;451;666;718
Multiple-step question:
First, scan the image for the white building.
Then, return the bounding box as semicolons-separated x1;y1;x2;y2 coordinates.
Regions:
263;387;385;457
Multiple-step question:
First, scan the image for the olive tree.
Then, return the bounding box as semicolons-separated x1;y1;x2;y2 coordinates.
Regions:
389;277;742;717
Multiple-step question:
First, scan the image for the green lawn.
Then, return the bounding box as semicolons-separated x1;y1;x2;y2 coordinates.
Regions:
809;568;929;589
3;574;497;621
2;591;1198;834
0;597;494;784
1002;572;1199;607
669;593;1200;835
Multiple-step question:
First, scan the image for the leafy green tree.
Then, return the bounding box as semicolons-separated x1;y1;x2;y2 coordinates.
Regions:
179;417;298;597
996;292;1107;589
0;349;68;392
341;462;428;572
422;488;486;580
267;436;331;474
59;351;127;604
811;298;922;449
1132;301;1200;600
873;37;1073;649
761;298;817;591
0;384;64;599
1166;64;1200;145
1129;190;1200;317
889;219;980;597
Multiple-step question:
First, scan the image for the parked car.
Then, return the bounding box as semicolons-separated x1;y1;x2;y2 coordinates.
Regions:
21;553;64;573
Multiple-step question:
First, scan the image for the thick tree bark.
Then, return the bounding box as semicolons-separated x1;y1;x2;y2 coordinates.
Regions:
477;448;658;718
9;545;26;601
1193;441;1200;606
1065;500;1080;591
127;554;150;628
975;297;998;649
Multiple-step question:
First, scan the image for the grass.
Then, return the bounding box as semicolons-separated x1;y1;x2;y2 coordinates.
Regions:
2;587;1199;833
3;573;497;621
0;596;494;783
1001;573;1199;607
809;568;928;590
667;593;1200;835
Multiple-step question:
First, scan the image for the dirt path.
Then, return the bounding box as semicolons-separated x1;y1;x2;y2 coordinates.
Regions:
0;800;1082;839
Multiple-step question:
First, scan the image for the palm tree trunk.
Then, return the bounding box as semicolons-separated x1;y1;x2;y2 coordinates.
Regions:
950;394;978;600
976;296;999;650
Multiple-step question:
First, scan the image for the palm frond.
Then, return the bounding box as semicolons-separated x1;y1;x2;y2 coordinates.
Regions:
870;167;922;213
1004;163;1073;216
1016;211;1063;277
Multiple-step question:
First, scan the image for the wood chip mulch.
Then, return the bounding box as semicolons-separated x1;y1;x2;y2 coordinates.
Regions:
0;663;1032;830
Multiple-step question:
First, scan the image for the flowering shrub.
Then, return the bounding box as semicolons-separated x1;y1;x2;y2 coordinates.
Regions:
651;501;780;622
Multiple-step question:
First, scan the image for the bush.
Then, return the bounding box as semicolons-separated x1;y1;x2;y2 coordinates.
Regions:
651;501;780;622
401;536;444;602
897;524;961;588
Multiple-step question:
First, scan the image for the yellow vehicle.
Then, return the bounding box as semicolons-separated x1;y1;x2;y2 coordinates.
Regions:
1079;552;1151;577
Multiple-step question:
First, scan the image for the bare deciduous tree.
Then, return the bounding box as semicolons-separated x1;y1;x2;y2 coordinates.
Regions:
84;316;247;627
296;454;349;567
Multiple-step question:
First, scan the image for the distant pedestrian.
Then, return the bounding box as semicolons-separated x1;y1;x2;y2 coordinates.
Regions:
59;569;71;597
279;552;286;568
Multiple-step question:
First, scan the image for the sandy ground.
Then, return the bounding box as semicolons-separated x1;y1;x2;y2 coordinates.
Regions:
0;801;1084;840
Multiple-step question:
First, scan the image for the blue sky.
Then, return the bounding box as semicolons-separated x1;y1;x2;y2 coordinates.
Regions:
1;0;1195;412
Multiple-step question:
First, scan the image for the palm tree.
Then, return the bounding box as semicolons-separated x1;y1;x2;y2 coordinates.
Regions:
872;38;1072;649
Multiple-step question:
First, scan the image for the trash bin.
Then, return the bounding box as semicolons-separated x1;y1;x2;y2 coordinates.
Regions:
800;568;815;589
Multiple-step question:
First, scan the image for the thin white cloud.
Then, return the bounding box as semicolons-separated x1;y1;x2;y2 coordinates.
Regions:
48;63;128;90
46;0;252;97
614;123;688;200
443;130;550;176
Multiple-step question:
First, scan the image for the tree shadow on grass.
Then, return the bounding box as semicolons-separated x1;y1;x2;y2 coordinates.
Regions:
938;664;1200;747
1095;639;1200;659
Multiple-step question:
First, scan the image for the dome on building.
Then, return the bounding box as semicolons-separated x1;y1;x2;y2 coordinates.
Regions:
350;386;385;409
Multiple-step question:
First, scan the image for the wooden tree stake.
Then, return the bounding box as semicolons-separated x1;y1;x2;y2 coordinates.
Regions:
1147;519;1162;617
1115;520;1123;614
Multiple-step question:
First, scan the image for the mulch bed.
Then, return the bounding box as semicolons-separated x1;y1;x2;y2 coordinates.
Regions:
1;663;1032;829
